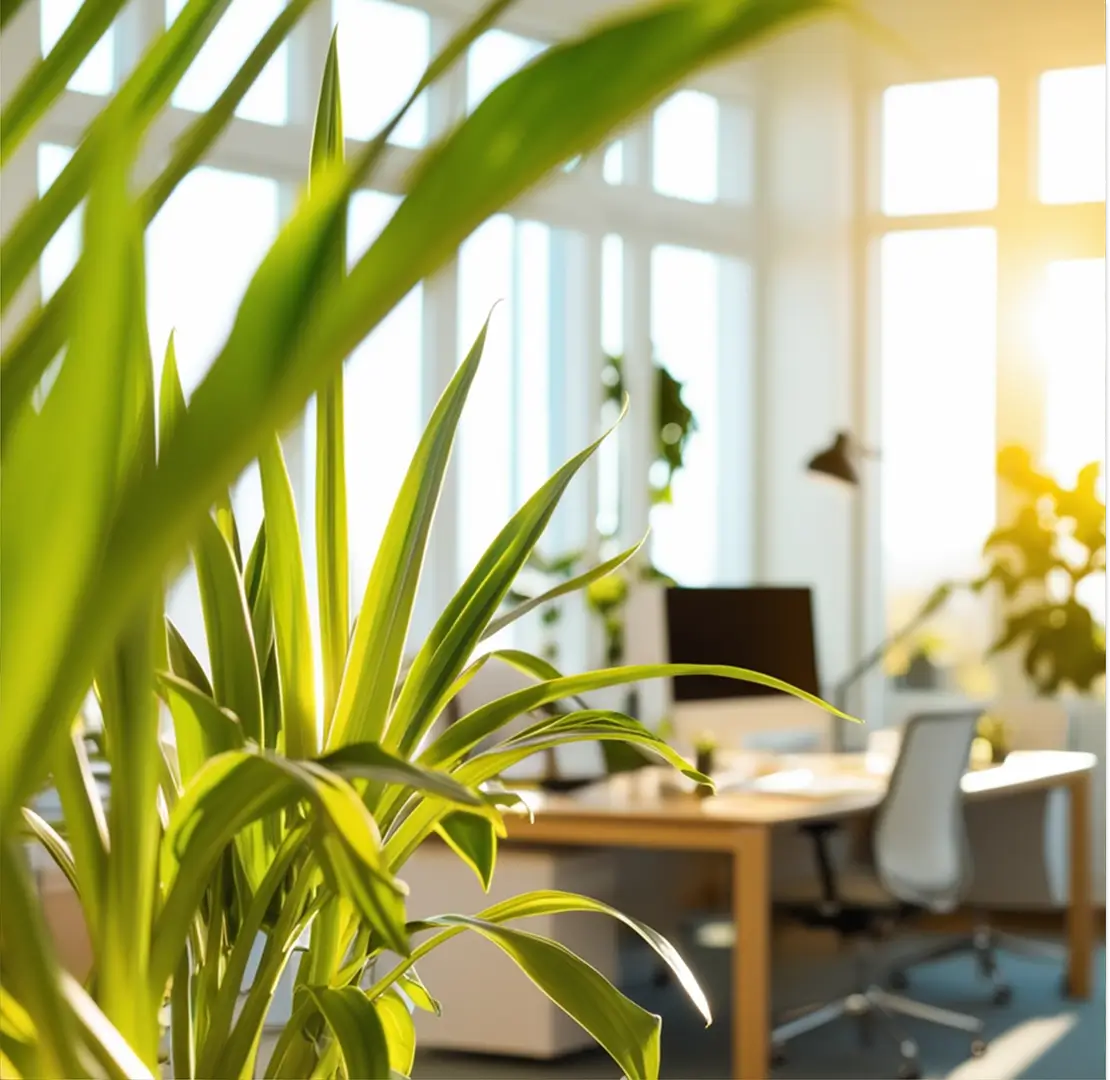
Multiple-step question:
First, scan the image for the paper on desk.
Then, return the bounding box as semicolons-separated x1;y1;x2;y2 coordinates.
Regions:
747;767;885;798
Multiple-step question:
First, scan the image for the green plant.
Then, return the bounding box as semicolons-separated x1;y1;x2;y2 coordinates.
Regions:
602;352;699;506
510;351;697;666
972;446;1106;695
1;1;844;1076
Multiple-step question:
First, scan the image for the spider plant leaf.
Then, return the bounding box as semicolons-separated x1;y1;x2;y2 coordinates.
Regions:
1;0;130;164
192;514;264;745
312;29;350;728
481;538;646;642
303;987;390;1080
258;434;316;758
435;812;501;893
326;317;490;751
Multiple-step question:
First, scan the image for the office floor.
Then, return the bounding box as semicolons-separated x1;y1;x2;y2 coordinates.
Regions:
411;933;1106;1080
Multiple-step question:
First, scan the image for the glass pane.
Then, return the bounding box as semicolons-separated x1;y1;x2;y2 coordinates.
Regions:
653;90;719;203
650;245;719;584
146;168;280;397
882;78;998;215
334;0;429;147
880;228;997;687
345;191;424;606
41;0;114;94
1038;258;1106;486
167;0;288;125
458;216;515;585
457;214;554;547
468;30;544;111
1039;66;1106;204
515;221;551;501
38;144;80;301
603;142;624;185
1039;257;1107;629
598;235;623;540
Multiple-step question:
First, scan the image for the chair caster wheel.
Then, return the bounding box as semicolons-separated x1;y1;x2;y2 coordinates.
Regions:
889;970;909;990
970;1038;988;1057
992;985;1012;1006
897;1062;921;1079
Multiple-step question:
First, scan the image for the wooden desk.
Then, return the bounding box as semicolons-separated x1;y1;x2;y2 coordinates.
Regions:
503;750;1096;1080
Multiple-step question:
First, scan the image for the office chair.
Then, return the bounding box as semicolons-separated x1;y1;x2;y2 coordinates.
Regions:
772;712;988;1080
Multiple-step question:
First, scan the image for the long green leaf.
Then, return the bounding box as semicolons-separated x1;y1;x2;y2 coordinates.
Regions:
20;807;79;896
387;915;661;1079
0;0;233;313
428;663;856;770
97;597;164;1066
51;721;109;948
0;843;86;1077
159;671;245;783
151;750;407;993
372;888;710;1066
326;318;490;750
3;0;835;831
305;987;390;1080
387;711;708;869
481;538;645;641
198;825;310;1076
316;741;485;808
166;616;214;697
61;973;155;1080
312;28;350;729
192;513;264;744
258;435;316;757
1;0;130;163
435;812;500;892
375;991;416;1077
158;331;186;449
389;408;626;760
216;864;323;1080
0;110;139;821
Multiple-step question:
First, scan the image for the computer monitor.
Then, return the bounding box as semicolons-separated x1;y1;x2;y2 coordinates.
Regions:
665;586;822;702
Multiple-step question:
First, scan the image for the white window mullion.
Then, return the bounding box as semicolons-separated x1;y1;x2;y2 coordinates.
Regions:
716;95;755;584
618;122;654;552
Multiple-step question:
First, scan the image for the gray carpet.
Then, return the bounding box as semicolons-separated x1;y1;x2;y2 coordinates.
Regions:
413;935;1105;1080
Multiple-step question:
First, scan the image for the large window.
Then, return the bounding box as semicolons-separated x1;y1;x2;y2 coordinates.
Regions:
18;0;755;670
877;66;1106;693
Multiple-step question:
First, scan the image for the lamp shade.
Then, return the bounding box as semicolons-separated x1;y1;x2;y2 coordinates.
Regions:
807;432;859;486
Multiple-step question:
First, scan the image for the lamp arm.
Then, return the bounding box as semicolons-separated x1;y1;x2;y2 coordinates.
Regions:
830;581;960;714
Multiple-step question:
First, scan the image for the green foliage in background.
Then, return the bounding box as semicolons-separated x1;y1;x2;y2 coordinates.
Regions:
0;1;844;1076
971;446;1106;695
514;352;697;668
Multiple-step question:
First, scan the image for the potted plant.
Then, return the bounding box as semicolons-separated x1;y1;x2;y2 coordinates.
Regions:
1;2;842;1076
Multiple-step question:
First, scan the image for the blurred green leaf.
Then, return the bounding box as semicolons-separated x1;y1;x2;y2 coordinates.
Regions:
1;0;129;164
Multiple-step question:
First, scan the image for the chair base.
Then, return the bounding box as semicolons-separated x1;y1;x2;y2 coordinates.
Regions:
772;985;986;1078
888;924;1065;1005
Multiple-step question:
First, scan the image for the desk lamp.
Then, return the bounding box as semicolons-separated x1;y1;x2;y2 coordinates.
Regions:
806;432;952;746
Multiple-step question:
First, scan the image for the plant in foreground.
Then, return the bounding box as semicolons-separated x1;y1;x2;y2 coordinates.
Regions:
1;1;845;1076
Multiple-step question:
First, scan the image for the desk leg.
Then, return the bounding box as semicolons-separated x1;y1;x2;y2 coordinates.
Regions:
734;827;771;1080
1066;770;1092;998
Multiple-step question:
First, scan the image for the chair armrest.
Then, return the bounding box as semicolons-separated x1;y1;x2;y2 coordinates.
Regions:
798;820;843;911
